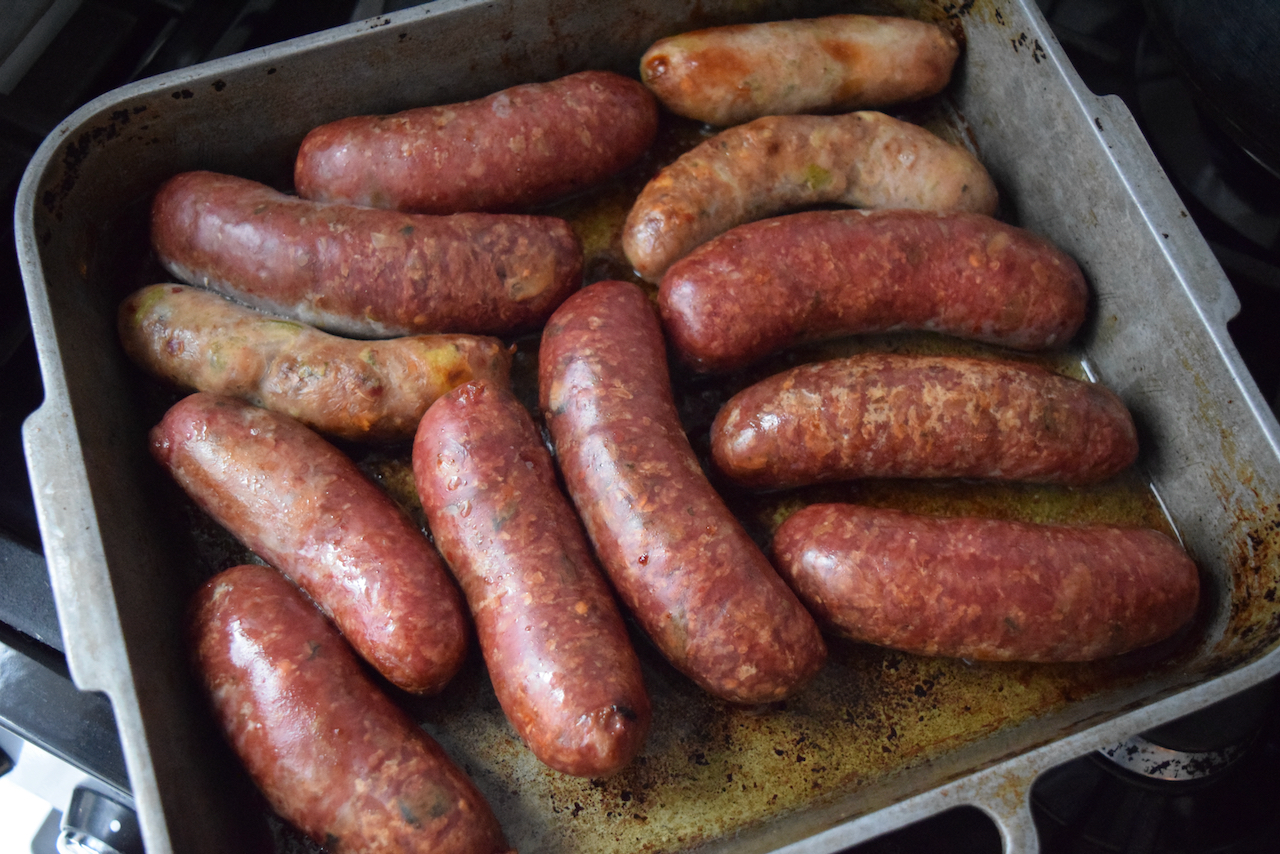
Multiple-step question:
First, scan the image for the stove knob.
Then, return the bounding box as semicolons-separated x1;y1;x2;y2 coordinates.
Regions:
55;786;143;854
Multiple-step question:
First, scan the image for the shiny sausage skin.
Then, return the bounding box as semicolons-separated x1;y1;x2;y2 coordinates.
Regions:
191;564;510;854
640;15;959;126
712;354;1138;489
294;70;658;213
538;280;827;704
622;111;997;282
153;393;468;694
413;380;651;776
151;170;582;338
660;209;1088;373
772;504;1200;662
119;284;513;442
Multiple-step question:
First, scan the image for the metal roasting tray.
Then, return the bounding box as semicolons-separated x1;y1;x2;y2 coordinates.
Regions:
14;0;1280;852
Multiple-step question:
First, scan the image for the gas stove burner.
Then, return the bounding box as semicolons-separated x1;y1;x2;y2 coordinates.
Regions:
1134;24;1280;253
1030;679;1280;854
1097;732;1247;783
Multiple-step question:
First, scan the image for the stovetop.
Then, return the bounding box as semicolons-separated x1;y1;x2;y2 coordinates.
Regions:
2;1;1279;852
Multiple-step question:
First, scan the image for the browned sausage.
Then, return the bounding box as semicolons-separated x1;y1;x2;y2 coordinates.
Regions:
152;392;468;694
640;15;959;126
772;503;1200;661
191;564;510;854
413;380;651;776
660;209;1088;373
119;284;513;442
622;111;997;281
294;70;658;213
151;170;582;338
712;353;1138;489
538;280;826;704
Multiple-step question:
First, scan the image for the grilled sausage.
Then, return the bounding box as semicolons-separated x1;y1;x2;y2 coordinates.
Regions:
119;284;512;442
413;380;651;776
191;564;510;854
640;15;959;126
151;170;582;338
294;70;658;214
622;111;997;281
711;354;1138;489
538;280;827;704
659;209;1088;373
772;503;1200;662
153;393;468;694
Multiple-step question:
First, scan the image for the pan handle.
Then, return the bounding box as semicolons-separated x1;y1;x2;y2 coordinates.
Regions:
21;397;129;695
963;759;1048;854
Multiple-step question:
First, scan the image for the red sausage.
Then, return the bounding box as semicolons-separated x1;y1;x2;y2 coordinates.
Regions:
191;564;510;854
152;393;468;694
538;280;827;704
659;209;1088;372
711;353;1138;489
294;70;659;213
151;171;582;338
413;380;651;776
772;504;1200;662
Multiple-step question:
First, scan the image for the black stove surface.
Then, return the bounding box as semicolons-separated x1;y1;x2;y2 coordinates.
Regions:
2;0;1279;851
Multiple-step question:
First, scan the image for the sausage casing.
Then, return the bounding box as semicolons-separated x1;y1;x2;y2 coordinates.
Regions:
191;564;509;854
772;504;1200;662
622;111;997;281
711;354;1139;489
538;280;827;704
641;15;959;125
120;284;512;442
413;380;651;776
295;70;658;213
153;393;468;694
151;170;582;338
660;209;1088;372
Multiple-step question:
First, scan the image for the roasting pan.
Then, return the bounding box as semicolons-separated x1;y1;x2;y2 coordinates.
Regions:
15;0;1280;852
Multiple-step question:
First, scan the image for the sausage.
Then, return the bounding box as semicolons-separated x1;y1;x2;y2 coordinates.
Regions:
640;15;959;126
413;380;651;776
771;503;1200;662
538;280;827;704
152;392;468;694
294;70;659;214
119;284;513;442
151;170;582;338
659;209;1088;373
622;111;997;281
191;564;510;854
711;354;1138;489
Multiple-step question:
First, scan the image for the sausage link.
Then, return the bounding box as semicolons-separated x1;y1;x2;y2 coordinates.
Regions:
538;280;826;704
772;504;1200;662
153;393;468;694
413;380;651;776
295;70;658;213
641;15;959;126
191;564;510;853
120;284;512;442
659;209;1088;372
622;111;997;281
711;354;1138;489
151;171;582;338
